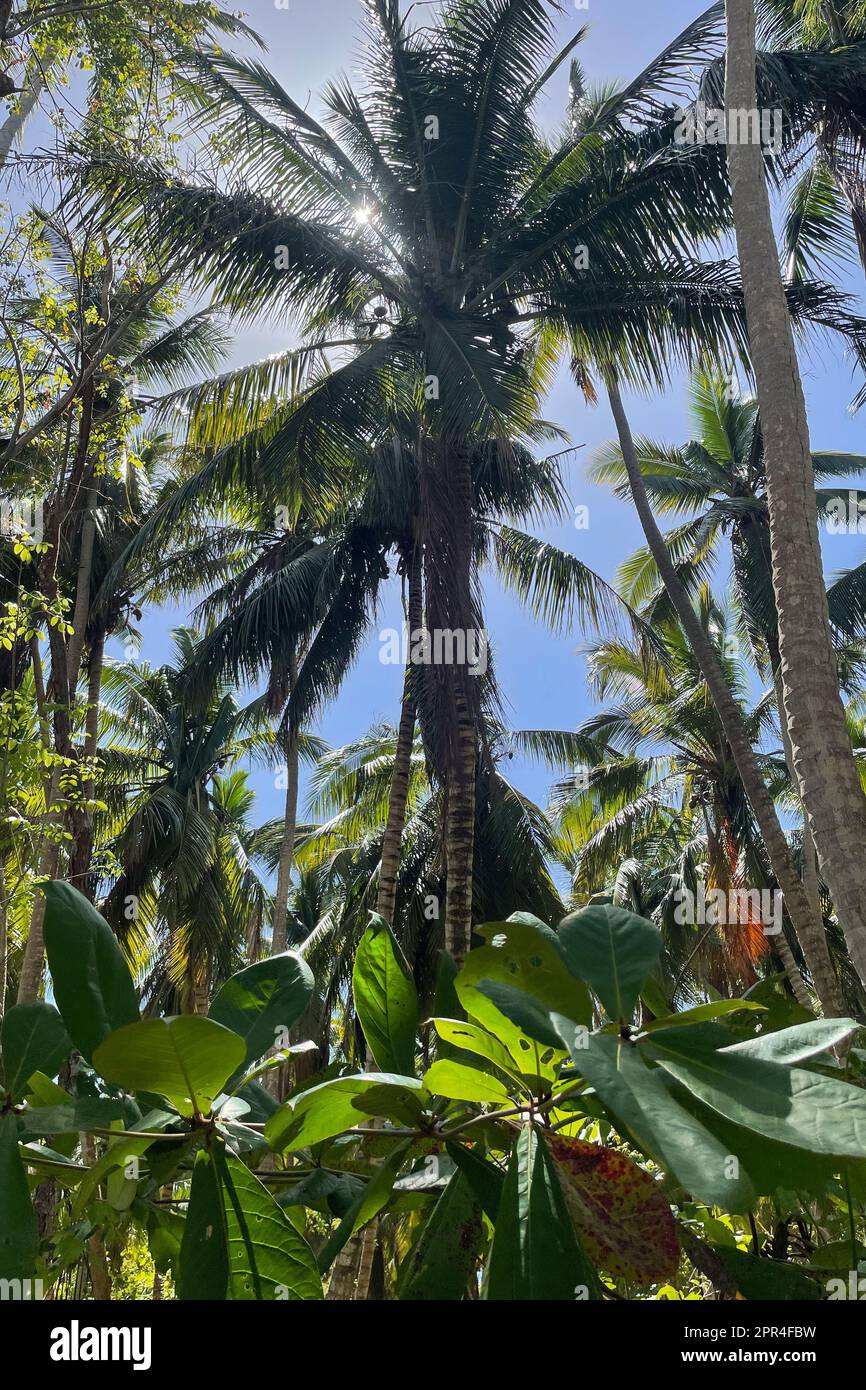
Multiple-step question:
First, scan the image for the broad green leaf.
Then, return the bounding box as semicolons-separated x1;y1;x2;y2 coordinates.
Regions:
475;981;567;1051
265;1073;427;1153
178;1147;229;1301
218;1150;322;1299
1;1003;71;1100
446;1141;505;1221
431;1018;524;1086
398;1171;483;1299
209;952;314;1076
643;1000;766;1031
423;1059;512;1106
93;1016;246;1118
547;1133;679;1284
486;1125;601;1301
722;1018;861;1065
662;1071;844;1198
21;1099;128;1134
43;881;139;1060
456;920;589;1075
557;904;661;1022
0;1112;37;1280
567;1032;755;1210
352;915;418;1074
647;1034;866;1159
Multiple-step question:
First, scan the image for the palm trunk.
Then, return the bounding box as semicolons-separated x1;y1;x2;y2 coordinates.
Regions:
0;63;49;168
441;442;477;965
271;651;299;957
726;0;866;994
607;376;844;1014
376;544;422;924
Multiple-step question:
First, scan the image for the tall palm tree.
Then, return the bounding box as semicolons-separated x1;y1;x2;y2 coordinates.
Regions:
592;370;866;997
725;0;866;994
550;599;826;1006
90;0;788;959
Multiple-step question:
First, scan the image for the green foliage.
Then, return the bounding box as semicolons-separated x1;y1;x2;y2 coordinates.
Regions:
43;881;139;1061
93;1016;246;1118
352;914;418;1074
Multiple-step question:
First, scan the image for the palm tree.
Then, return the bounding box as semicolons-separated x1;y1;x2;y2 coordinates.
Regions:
592;369;866;1000
91;0;790;959
550;599;824;1006
95;629;277;1012
725;0;866;995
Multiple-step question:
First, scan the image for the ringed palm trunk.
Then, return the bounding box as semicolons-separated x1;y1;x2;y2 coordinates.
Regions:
607;376;843;1014
376;543;422;924
332;549;423;1301
271;648;300;958
726;0;866;993
423;437;478;965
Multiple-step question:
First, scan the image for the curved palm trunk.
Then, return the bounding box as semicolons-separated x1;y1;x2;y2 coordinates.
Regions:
726;0;866;994
376;544;422;924
607;377;843;1014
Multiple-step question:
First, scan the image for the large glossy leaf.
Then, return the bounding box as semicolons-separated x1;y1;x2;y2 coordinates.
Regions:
430;1018;524;1086
547;1133;679;1285
43;881;139;1060
93;1016;246;1118
722;1018;861;1065
557;904;661;1022
218;1150;322;1300
265;1073;427;1153
446;1141;505;1221
352;915;418;1075
20;1099;128;1134
456;920;588;1075
423;1059;512;1106
398;1171;483;1300
209;952;314;1076
178;1148;229;1300
486;1125;601;1301
569;1032;755;1209
646;1032;866;1159
1;1003;71;1100
0;1113;37;1280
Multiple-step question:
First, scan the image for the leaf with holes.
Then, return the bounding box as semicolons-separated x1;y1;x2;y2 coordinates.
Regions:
547;1133;679;1285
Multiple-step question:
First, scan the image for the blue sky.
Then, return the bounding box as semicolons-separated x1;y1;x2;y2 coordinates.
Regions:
127;0;866;837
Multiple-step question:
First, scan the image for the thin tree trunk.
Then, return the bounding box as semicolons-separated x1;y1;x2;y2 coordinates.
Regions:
376;544;422;924
607;376;844;1014
271;650;299;957
69;625;105;900
726;0;866;994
